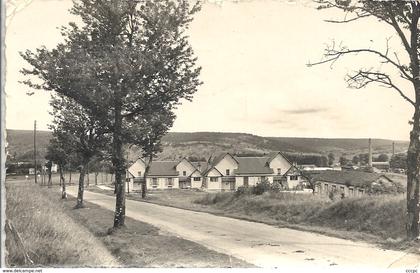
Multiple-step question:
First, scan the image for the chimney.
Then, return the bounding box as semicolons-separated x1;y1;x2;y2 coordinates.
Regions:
392;142;395;156
197;162;202;171
368;138;372;167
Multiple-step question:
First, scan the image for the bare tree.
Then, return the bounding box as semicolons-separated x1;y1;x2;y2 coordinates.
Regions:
309;0;420;239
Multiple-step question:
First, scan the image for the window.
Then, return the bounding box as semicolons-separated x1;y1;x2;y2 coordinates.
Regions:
226;169;230;176
290;175;298;181
340;186;345;192
349;188;354;196
210;177;218;182
138;171;142;176
193;177;201;181
167;178;173;187
152;178;158;188
183;171;187;176
244;177;249;187
359;189;364;195
277;168;281;175
260;176;266;181
324;184;329;191
332;185;337;191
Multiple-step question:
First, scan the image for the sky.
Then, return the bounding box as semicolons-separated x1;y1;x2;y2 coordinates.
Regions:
4;0;414;140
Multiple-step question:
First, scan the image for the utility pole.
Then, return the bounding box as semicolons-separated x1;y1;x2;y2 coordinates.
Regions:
34;120;37;184
368;138;372;167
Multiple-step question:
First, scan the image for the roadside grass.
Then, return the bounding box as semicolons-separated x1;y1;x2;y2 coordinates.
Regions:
5;182;119;267
88;186;419;252
6;181;250;267
194;191;418;251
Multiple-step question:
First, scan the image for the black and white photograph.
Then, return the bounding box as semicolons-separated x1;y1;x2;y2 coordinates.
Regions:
2;0;420;270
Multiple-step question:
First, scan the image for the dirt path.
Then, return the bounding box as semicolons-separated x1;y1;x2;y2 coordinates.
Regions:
67;187;419;269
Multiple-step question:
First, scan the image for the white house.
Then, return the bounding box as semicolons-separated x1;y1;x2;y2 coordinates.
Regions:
127;158;205;190
201;152;305;191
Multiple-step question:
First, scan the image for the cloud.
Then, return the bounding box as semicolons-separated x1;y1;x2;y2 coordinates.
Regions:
280;108;329;115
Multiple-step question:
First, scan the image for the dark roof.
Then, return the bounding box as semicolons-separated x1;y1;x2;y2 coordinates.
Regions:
234;157;273;175
311;170;392;187
191;162;209;174
148;161;178;176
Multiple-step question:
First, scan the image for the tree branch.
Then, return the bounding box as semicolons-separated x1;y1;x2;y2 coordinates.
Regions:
308;42;413;82
346;69;415;106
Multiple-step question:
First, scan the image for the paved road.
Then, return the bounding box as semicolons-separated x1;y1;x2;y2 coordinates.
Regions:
67;187;419;269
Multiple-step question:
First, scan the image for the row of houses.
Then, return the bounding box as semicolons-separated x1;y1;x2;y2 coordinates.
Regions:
127;152;305;191
126;152;401;196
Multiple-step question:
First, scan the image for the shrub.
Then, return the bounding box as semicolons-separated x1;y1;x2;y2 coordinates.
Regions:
234;186;253;197
270;181;282;192
252;178;271;195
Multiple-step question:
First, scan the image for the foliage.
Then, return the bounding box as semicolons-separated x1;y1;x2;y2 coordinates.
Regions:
327;152;335;166
339;156;350;166
390;153;407;169
252;178;272;195
376;153;389;162
234;186;253;197
20;0;202;227
284;153;328;167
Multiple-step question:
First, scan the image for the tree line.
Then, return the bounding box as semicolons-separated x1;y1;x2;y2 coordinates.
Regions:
20;0;202;230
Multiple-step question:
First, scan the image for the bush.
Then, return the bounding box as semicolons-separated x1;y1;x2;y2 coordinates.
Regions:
252;178;271;195
270;181;282;192
234;186;253;197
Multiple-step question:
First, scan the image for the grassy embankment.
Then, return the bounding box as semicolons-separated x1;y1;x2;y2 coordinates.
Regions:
6;181;250;267
6;182;118;267
89;186;418;252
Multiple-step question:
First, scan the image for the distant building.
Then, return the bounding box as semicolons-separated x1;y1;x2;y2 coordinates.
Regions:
371;162;390;172
311;170;400;197
299;164;342;171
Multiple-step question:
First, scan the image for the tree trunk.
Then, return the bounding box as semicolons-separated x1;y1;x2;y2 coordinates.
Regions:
47;166;52;188
113;100;126;228
59;165;67;199
75;159;89;209
86;162;90;188
142;155;153;199
95;172;98;185
406;105;420;239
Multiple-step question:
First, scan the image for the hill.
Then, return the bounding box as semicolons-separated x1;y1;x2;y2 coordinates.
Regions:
6;129;52;162
6;129;408;163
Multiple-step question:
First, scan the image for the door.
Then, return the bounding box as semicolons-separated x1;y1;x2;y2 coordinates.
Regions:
230;181;236;191
244;177;249;187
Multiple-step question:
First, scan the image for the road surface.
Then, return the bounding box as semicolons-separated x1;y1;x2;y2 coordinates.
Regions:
67;187;419;269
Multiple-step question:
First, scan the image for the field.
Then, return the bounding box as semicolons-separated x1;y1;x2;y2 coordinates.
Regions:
5;181;250;267
89;186;418;252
